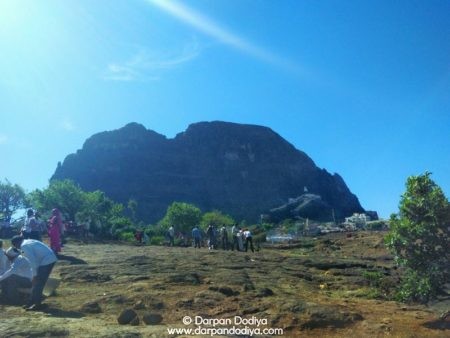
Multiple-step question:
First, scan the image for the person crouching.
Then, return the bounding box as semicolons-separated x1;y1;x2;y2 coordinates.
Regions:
0;247;33;305
11;236;57;311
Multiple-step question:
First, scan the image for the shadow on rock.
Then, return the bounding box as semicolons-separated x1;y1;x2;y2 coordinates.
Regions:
423;319;450;330
56;254;88;265
43;307;85;318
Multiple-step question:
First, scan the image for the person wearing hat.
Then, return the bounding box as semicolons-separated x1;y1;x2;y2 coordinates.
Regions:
0;246;33;305
11;236;57;311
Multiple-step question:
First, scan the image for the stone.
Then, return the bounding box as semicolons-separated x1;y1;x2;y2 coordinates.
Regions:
143;313;163;325
117;308;139;325
208;286;239;297
129;316;140;326
257;288;274;297
80;301;102;314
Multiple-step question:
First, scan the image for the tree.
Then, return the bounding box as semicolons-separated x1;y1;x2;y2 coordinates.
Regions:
0;179;27;222
28;180;85;221
127;199;138;223
200;210;234;229
160;202;201;235
76;190;125;237
385;172;450;302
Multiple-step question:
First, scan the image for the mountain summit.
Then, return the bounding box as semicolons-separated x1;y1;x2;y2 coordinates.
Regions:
52;121;364;222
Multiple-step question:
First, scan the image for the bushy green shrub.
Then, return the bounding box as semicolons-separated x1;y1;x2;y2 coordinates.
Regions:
385;172;450;303
145;224;165;238
362;270;384;287
253;232;267;243
150;236;164;246
366;221;386;231
118;231;135;242
394;269;436;303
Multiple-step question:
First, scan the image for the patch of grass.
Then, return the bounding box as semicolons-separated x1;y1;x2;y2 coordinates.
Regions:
328;287;382;300
362;270;384;287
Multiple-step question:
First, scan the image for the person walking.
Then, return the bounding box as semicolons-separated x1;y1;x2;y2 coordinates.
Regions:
11;236;57;311
192;225;202;248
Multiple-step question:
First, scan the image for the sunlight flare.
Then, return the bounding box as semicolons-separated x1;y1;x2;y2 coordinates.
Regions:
146;0;300;72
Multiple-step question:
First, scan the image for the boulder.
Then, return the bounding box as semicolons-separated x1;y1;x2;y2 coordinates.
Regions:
142;313;163;325
117;308;139;325
80;301;102;314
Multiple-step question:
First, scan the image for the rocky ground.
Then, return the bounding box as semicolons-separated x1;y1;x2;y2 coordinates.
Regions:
0;231;449;337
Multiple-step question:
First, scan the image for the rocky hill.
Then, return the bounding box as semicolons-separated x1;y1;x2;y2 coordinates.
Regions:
52;121;364;223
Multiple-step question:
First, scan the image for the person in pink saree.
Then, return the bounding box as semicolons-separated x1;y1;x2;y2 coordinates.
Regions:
48;208;62;254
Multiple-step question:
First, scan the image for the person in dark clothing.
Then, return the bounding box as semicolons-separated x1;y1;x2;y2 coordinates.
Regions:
206;224;216;250
220;225;228;250
192;226;202;248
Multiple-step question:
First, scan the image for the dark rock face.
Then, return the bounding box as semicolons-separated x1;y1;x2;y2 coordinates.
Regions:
52;121;364;223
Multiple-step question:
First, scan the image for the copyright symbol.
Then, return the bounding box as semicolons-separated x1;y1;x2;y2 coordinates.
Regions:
182;316;192;325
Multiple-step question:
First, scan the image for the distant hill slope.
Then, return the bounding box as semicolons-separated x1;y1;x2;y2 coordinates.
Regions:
51;121;364;223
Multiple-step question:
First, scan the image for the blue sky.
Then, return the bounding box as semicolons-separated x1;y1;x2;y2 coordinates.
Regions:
1;0;449;219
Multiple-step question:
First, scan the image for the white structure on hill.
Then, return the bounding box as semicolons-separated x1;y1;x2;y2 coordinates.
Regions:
344;213;371;228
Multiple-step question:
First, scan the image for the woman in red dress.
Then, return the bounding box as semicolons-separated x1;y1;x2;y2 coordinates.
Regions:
48;208;62;254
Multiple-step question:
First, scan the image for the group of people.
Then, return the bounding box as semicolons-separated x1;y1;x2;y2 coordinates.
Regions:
22;208;64;254
191;224;255;252
0;235;57;311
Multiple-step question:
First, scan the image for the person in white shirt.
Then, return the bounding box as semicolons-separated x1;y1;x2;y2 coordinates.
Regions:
168;226;175;246
243;229;255;253
0;240;10;275
11;236;57;311
22;209;40;240
0;247;33;305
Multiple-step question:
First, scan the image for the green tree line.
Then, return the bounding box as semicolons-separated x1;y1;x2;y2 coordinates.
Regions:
0;179;255;242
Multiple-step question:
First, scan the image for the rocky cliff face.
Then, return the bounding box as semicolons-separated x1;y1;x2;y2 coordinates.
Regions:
52;121;364;223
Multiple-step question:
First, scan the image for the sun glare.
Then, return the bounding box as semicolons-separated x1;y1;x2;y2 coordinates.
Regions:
0;1;31;31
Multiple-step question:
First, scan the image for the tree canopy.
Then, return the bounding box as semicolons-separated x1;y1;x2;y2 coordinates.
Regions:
200;210;235;229
159;202;201;234
28;180;129;237
28;180;85;222
0;179;27;222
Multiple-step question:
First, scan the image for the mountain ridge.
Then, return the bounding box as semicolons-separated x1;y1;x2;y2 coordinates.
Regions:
52;121;365;223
